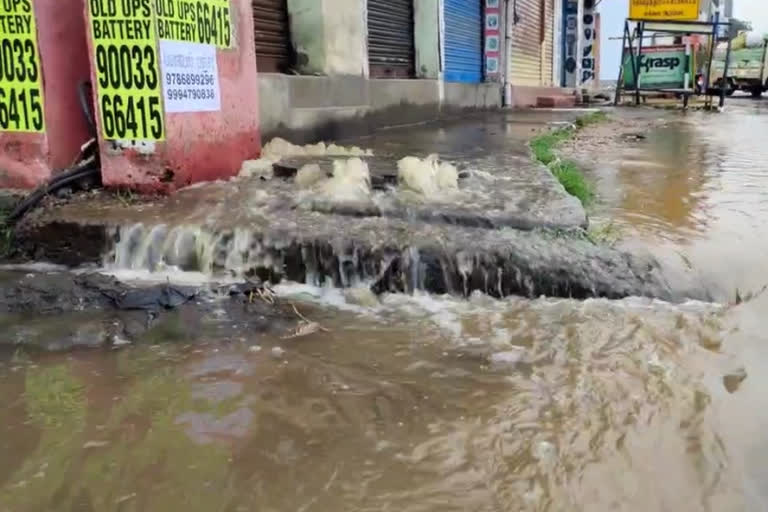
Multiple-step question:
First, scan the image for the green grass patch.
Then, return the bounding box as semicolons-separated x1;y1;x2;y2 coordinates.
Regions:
550;160;593;206
573;110;607;129
529;127;573;165
529;111;607;206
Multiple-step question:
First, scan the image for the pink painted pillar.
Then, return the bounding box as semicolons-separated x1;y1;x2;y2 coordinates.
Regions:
0;0;93;189
86;0;261;193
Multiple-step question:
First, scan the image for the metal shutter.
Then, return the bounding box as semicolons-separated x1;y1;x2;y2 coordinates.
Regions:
508;0;543;86
252;0;292;73
367;0;416;78
444;0;483;83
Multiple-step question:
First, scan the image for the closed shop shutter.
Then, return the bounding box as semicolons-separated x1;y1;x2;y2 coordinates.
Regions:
444;0;484;83
368;0;416;78
542;0;554;85
252;0;292;73
509;0;543;86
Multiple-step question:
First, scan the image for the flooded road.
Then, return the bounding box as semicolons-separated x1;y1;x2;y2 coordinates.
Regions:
3;102;768;511
571;101;768;301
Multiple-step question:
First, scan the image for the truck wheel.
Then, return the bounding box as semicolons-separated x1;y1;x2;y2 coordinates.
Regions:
715;78;735;96
752;88;763;98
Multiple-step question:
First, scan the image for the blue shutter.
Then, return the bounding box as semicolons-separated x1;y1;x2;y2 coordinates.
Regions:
444;0;483;83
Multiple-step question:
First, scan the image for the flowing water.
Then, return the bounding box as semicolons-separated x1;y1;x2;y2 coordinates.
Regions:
3;102;768;511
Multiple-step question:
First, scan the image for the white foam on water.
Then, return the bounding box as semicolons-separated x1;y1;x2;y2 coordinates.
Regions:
0;262;70;273
271;282;372;314
397;155;459;200
295;163;325;189
261;138;373;160
319;158;372;202
238;139;374;180
100;267;233;287
238;159;275;180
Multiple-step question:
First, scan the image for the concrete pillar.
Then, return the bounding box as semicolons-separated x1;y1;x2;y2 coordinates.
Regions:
563;0;578;87
575;0;584;87
580;0;596;88
288;0;366;77
415;0;440;79
0;0;93;189
323;0;366;75
287;0;326;74
553;0;562;85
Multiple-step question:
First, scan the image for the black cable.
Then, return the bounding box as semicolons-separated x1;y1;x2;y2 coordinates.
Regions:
8;159;101;223
8;82;103;224
77;81;96;137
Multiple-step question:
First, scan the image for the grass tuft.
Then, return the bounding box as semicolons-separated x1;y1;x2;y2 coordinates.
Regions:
530;128;573;165
573;110;607;129
550;160;593;205
529;111;606;206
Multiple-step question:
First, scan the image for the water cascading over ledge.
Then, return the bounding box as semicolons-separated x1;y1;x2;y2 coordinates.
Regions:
103;221;707;302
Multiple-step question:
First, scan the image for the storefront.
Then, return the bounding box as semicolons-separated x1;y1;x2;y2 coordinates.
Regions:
508;0;559;87
444;0;484;83
252;0;292;73
367;0;416;78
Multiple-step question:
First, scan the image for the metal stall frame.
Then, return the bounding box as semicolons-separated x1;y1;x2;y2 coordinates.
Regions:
614;18;732;109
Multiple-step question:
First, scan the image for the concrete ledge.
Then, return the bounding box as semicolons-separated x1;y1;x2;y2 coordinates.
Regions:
537;96;577;108
289;75;370;108
444;82;502;109
260;74;443;143
509;86;578;108
369;79;440;108
258;74;576;146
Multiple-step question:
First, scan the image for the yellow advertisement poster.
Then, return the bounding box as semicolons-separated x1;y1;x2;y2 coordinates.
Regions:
88;0;165;141
0;0;45;133
630;0;700;21
156;0;232;48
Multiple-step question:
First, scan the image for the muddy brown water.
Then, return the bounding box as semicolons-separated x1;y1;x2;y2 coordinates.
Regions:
3;102;768;511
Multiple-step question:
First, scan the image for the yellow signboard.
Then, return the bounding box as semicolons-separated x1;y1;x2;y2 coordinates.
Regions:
156;0;232;48
0;0;45;133
630;0;700;21
88;0;165;141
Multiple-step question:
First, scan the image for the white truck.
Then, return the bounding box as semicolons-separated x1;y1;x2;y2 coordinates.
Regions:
711;33;768;97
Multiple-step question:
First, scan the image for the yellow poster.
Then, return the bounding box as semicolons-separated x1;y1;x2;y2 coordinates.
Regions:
156;0;232;48
630;0;700;21
0;0;45;133
88;0;165;141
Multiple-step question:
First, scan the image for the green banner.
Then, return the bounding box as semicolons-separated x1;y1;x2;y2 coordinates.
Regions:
623;46;689;89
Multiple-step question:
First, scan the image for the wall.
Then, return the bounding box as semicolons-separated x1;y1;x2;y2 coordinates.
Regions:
0;0;92;189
